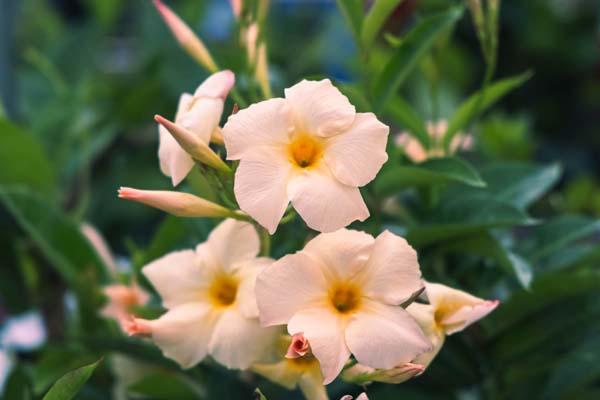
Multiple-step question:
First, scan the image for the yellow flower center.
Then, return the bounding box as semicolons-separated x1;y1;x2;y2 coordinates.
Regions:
289;134;323;168
330;283;361;314
208;274;238;307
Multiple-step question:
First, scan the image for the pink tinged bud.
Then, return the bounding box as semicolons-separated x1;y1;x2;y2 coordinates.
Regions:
340;394;369;400
154;114;231;173
285;333;310;359
195;70;235;100
123;316;153;337
153;0;218;72
118;187;233;218
230;0;242;18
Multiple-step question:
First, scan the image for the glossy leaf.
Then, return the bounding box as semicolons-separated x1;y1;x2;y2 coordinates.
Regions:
0;118;55;194
375;157;485;196
444;161;562;210
43;359;101;400
386;96;430;147
407;194;534;246
361;0;405;49
372;6;463;111
128;372;204;400
444;71;533;146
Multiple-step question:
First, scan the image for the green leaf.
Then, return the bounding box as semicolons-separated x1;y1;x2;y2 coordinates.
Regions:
444;71;533;147
543;332;600;399
385;96;430;147
339;83;372;112
361;0;404;49
128;372;204;400
446;232;533;288
372;6;463;111
254;388;268;400
0;186;109;285
444;161;562;210
521;215;600;263
406;194;534;246
0;118;55;194
43;359;101;400
375;157;485;196
336;0;364;43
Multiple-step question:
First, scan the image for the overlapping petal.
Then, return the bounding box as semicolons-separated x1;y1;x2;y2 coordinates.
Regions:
256;252;328;326
233;146;292;233
149;302;219;368
287;306;350;384
323;112;389;187
288;164;369;233
203;219;260;270
345;300;431;370
142;250;203;309
360;231;423;305
284;79;355;137
223;98;293;160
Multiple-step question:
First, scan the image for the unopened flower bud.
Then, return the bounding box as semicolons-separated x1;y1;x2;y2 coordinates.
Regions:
342;362;425;385
118;187;233;218
155;114;231;173
285;333;310;359
153;0;218;72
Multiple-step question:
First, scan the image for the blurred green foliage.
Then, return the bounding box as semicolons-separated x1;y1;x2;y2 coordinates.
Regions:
1;0;599;399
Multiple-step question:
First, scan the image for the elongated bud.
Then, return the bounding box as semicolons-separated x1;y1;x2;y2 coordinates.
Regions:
118;187;232;218
230;0;242;19
155;114;231;173
123;315;153;337
341;362;425;385
255;43;272;98
153;0;218;72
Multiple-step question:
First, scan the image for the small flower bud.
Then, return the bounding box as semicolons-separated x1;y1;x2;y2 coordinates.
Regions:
285;333;310;359
153;0;218;72
118;187;233;218
155;114;231;173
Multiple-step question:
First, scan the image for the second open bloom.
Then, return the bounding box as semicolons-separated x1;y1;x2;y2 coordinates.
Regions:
125;219;278;370
255;229;431;383
222;79;389;234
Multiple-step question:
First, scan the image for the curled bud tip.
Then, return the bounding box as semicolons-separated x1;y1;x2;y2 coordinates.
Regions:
122;315;153;337
285;332;310;359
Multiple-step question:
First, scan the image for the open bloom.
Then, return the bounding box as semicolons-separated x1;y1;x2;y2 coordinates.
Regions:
252;334;327;400
405;282;499;369
255;229;431;383
222;79;389;233
101;282;150;330
125;219;278;369
159;70;235;186
395;120;472;163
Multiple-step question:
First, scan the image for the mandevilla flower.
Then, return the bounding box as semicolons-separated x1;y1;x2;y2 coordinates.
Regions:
101;282;150;331
255;229;431;383
252;334;327;400
125;219;278;370
158;70;234;186
395;120;472;163
405;282;499;369
222;79;389;234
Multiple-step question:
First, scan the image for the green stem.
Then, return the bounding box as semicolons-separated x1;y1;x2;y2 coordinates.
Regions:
258;226;271;256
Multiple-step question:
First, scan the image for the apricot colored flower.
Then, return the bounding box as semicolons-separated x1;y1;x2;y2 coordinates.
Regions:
222;79;389;233
125;219;278;370
159;70;235;186
255;229;430;383
101;283;150;330
252;334;327;400
395;120;472;163
405;282;499;369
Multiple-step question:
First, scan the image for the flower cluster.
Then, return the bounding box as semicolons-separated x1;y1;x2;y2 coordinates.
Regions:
105;2;500;399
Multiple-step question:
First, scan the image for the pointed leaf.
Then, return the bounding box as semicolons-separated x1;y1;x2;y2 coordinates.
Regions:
43;360;101;400
361;0;405;49
372;6;463;111
336;0;364;43
444;71;532;146
386;96;430;147
375;157;485;196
